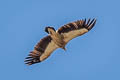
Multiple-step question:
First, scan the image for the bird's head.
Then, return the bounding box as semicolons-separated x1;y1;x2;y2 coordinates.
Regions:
45;26;56;34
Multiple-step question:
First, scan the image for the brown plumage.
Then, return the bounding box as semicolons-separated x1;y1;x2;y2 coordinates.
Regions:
25;18;96;65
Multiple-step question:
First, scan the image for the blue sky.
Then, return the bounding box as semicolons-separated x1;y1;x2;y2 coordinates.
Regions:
0;0;120;80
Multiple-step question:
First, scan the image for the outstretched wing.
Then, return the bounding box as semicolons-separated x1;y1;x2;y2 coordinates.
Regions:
57;18;96;43
24;35;59;65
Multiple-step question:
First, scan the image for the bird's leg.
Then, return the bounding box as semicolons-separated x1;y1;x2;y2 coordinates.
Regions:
62;46;66;51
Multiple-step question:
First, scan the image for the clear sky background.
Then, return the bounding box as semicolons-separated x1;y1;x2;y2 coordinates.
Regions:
0;0;120;80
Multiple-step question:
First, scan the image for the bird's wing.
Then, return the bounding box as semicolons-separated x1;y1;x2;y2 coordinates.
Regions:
25;35;59;65
57;19;96;43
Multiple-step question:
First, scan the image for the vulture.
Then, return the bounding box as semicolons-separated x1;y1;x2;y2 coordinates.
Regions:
25;18;96;65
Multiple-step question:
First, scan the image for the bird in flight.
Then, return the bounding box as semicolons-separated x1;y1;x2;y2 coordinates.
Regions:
25;18;96;65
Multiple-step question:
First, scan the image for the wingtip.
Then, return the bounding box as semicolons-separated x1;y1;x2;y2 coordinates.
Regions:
24;55;41;66
87;18;97;31
25;62;33;66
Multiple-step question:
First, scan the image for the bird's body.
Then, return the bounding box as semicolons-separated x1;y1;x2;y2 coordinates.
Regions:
49;29;65;49
25;18;96;65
